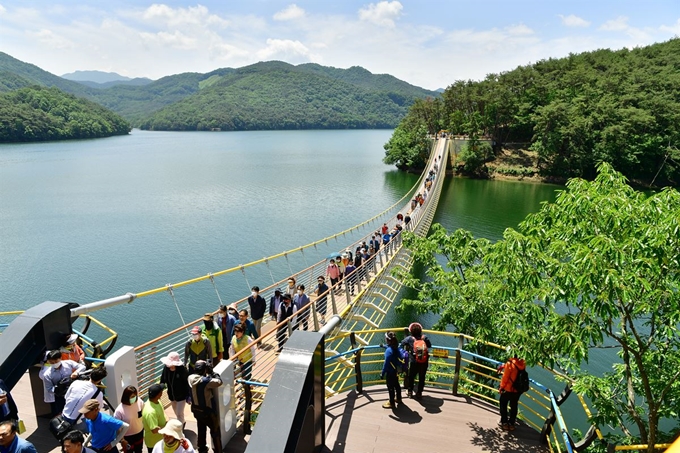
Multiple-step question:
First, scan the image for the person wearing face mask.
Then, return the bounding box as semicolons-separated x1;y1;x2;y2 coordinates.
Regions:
293;285;310;331
40;350;86;416
216;305;237;354
113;386;144;453
199;314;224;367
151;419;194;453
247;286;267;338
61;334;85;364
184;326;213;374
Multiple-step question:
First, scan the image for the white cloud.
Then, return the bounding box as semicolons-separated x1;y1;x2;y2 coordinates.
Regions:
660;18;680;35
0;5;6;14
28;29;74;49
256;38;313;61
600;16;629;31
274;4;305;21
358;1;403;28
141;4;228;28
559;14;590;28
139;30;197;50
507;24;534;36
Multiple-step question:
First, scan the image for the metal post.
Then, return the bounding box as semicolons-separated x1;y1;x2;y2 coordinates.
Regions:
452;336;463;396
243;383;252;435
311;303;320;331
329;288;338;315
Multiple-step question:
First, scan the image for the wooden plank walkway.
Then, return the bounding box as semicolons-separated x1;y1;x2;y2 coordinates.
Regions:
323;386;548;453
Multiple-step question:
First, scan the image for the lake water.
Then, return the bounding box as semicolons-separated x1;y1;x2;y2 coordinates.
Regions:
0;129;559;345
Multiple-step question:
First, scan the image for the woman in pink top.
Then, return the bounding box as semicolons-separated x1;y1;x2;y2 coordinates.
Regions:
326;259;340;287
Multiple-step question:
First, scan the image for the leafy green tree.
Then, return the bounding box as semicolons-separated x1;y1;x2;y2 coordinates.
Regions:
399;163;680;450
383;123;430;171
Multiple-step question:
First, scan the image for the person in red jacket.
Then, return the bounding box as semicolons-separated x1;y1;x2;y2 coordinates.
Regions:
498;356;526;431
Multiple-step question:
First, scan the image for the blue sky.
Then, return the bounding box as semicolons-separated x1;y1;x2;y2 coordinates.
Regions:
1;1;678;89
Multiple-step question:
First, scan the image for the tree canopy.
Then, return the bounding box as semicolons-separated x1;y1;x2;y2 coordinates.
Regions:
0;86;130;142
399;163;680;450
384;39;680;186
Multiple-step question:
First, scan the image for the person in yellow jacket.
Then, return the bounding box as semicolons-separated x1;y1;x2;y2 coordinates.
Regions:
229;324;256;382
200;314;224;366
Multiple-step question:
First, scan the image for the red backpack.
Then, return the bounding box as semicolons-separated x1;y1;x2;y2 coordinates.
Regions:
413;338;429;363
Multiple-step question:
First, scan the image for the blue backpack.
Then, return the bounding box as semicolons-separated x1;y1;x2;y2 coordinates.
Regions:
398;347;409;373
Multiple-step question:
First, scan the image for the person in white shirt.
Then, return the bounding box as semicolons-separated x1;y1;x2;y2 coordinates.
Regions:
40;350;86;416
62;367;106;426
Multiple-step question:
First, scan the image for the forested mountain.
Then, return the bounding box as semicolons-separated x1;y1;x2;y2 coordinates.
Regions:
139;61;437;131
1;53;435;129
62;70;134;83
0;86;130;142
384;38;680;186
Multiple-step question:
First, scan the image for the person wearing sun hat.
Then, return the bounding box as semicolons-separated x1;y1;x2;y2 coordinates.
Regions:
184;326;212;374
61;333;85;363
159;352;189;425
151;419;194;453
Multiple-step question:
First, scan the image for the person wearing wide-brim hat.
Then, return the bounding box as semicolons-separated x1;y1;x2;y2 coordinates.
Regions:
151;419;194;453
159;352;189;425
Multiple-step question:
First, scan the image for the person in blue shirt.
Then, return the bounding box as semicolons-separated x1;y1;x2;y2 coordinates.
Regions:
0;380;18;423
0;420;37;453
218;305;237;352
80;399;129;453
380;331;403;409
232;309;259;342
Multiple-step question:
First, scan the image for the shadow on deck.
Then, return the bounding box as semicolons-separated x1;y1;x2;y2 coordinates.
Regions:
324;386;548;453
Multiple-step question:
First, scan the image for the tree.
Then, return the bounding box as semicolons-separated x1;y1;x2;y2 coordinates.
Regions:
383;123;431;171
399;163;680;450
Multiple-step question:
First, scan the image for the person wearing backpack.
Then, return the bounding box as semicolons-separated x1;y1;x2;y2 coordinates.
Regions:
498;355;527;431
380;332;403;409
399;322;431;399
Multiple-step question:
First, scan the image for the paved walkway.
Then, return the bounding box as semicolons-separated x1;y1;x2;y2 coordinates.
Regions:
323;386;548;453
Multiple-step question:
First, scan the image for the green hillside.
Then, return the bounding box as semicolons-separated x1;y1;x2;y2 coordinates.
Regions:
139;61;437;131
0;86;130;142
385;38;680;186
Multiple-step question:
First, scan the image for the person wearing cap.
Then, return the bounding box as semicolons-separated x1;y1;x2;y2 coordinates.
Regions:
151;419;194;453
269;288;283;322
199;314;224;366
61;333;85;364
142;384;166;453
247;286;267;338
61;429;96;453
285;277;296;297
39;350;86;416
275;294;297;353
400;322;432;399
184;326;212;374
217;305;237;353
380;331;403;409
0;420;37;453
62;367;106;426
113;386;145;453
80;399;129;453
188;361;222;453
159;352;189;425
313;276;329;324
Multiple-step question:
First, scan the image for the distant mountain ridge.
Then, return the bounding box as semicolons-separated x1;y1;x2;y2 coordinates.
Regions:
62;70;134;83
0;52;438;130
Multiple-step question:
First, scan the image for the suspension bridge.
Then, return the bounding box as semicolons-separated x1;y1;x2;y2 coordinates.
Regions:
0;137;668;453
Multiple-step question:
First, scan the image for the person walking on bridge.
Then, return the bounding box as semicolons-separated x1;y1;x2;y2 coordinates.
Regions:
498;355;526;431
189;361;222;453
400;323;431;399
185;326;213;374
247;286;267;337
276;294;297;353
200;314;224;366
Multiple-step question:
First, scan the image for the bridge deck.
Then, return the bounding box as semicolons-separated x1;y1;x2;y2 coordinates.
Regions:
324;386;548;453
